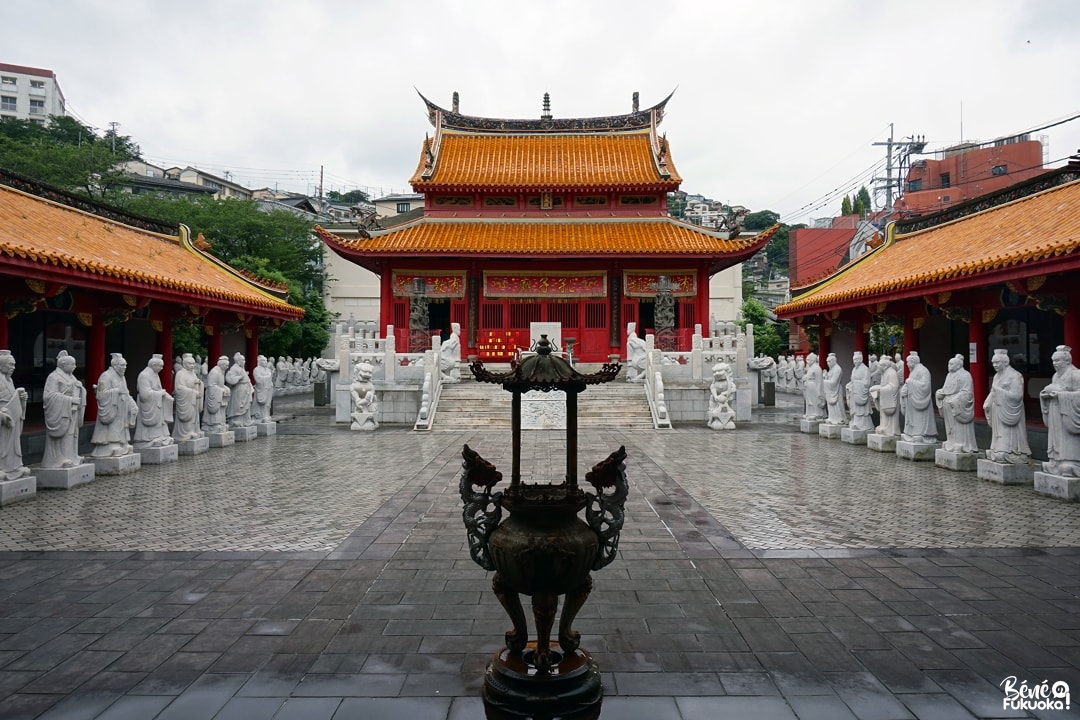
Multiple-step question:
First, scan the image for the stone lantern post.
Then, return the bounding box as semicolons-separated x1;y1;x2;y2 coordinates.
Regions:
460;336;626;719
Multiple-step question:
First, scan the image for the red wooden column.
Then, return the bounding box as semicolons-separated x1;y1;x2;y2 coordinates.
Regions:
854;311;869;356
817;317;831;361
157;319;174;393
1066;286;1080;353
85;313;105;422
207;322;223;364
380;270;394;337
902;314;918;380
697;265;710;338
969;312;988;419
246;324;260;379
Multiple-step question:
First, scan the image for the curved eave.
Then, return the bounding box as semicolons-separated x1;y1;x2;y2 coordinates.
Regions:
316;221;771;272
0;184;303;321
776;178;1080;319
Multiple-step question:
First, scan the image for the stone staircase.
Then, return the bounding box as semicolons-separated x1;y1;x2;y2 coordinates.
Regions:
432;369;654;430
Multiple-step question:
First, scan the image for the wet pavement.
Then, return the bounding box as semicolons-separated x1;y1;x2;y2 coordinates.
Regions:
1;391;1079;719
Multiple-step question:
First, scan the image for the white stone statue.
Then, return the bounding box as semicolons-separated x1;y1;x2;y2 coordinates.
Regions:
870;355;901;436
41;351;86;468
172;353;205;441
793;356;806;392
626;322;646;382
822;352;847;425
934;354;978;453
275;355;289;390
350;361;379;431
707;362;736;430
203;355;232;433
133;354;174;449
846;351;874;432
225;352;254;428
253;354;275;422
1040;345;1080;477
761;356;778;385
440;322;462;383
984;348;1031;464
0;349;30;480
868;354;882;388
782;355;795;391
90;352;138;458
899;351;937;443
802;352;825;420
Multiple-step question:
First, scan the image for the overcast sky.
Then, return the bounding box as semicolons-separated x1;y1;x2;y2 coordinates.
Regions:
6;0;1080;222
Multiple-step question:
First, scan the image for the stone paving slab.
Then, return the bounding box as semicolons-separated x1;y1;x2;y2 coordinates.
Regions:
0;394;1078;718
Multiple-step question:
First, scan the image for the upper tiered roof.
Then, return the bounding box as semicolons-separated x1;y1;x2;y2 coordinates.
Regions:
410;92;681;192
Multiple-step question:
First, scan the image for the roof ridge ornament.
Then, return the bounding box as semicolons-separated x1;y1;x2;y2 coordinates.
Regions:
541;92;552;120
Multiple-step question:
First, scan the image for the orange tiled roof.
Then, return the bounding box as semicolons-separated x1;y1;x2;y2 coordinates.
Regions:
0;184;303;318
319;217;767;256
776;178;1080;316
410;131;680;190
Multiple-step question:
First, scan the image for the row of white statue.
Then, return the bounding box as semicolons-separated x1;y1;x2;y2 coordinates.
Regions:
177;353;326;395
0;350;275;482
797;345;1080;480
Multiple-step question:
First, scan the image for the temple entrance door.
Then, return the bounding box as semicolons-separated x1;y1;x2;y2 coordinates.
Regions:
580;302;607;362
429;302;450;341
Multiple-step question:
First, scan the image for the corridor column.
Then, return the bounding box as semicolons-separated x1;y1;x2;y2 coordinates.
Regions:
969;311;988;419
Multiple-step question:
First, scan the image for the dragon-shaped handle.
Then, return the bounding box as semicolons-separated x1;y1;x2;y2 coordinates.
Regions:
459;444;503;571
585;445;628;570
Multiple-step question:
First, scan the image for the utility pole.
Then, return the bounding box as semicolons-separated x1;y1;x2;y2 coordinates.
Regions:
318;165;324;203
108;121;120;154
873;124;925;214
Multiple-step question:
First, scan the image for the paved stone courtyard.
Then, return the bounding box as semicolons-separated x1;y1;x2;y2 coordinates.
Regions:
1;393;1079;719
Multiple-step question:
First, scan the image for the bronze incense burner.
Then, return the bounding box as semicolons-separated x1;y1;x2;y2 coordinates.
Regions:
460;336;628;719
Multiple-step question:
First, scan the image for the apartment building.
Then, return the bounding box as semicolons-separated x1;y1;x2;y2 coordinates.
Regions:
0;63;65;122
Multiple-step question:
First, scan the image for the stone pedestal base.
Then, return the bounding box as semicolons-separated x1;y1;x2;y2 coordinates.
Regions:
256;421;277;437
0;475;36;506
818;422;844;439
231;425;257;442
977;458;1034;485
799;419;821;434
136;444;179;464
867;434;897;453
1034;471;1080;501
36;463;95;489
178;437;210;455
483;643;602;720
935;449;979;472
841;428;868;445
94;453;141;476
208;431;235;448
896;440;939;461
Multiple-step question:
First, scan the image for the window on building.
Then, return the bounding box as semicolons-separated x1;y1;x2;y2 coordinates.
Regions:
29;99;45;115
941;195;951;203
1;77;15;88
940;173;950;188
991;164;1008;176
30;80;44;89
396;202;411;213
0;96;15;113
908;179;923;192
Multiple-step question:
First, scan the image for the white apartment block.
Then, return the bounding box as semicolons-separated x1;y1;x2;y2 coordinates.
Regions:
0;63;65;123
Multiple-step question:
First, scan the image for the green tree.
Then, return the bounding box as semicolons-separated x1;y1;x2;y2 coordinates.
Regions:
328;188;370;204
841;195;853;215
743;209;779;231
869;321;903;358
0;116;139;197
764;225;790;272
667;192;686;218
738;297;787;358
857;186;872;214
